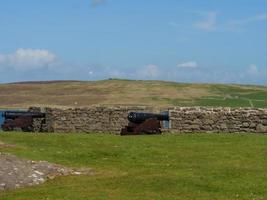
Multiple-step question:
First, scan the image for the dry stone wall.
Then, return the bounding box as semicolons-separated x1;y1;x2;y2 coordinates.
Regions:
44;106;158;133
169;107;267;133
37;107;267;134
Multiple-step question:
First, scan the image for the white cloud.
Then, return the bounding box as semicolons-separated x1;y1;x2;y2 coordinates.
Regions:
0;49;57;71
137;64;159;79
193;11;267;31
91;0;106;7
231;14;267;26
177;61;198;69
194;11;217;31
192;12;267;32
246;64;259;76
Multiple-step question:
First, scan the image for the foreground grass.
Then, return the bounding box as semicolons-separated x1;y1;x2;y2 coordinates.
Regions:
0;133;267;200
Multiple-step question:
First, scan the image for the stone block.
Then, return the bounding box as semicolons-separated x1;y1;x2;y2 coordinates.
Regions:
256;124;267;133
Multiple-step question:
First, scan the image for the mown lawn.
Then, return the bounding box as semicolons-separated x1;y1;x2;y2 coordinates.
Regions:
0;133;267;200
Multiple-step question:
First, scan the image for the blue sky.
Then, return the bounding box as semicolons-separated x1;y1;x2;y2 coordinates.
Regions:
0;0;266;84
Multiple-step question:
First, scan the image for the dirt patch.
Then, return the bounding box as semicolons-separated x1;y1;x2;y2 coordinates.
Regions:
0;141;16;149
0;153;93;191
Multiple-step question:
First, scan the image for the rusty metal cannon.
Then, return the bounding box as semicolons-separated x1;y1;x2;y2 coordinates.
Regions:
1;111;45;132
120;112;169;135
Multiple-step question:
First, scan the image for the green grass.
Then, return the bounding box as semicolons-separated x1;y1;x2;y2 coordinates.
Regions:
195;98;253;107
0;133;267;200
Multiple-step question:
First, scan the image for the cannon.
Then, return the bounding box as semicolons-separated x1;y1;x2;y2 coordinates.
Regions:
121;112;169;135
1;111;45;132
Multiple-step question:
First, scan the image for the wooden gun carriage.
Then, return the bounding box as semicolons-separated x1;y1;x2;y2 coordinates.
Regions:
1;111;45;132
121;112;169;135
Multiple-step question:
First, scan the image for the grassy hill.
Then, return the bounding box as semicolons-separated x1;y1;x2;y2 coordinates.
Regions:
0;79;267;108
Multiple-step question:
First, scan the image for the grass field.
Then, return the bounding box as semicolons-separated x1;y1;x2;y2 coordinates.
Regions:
0;79;267;108
0;133;267;200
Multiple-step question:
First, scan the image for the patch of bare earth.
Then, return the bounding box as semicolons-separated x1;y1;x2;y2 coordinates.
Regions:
0;141;16;149
0;153;93;191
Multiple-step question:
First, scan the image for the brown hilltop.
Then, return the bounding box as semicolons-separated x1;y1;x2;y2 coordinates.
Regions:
0;79;266;108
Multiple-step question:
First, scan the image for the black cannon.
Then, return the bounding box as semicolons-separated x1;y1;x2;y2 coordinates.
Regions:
121;112;169;135
1;111;45;132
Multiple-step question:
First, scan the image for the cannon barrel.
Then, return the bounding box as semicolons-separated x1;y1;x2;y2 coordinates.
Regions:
127;112;169;124
2;111;45;119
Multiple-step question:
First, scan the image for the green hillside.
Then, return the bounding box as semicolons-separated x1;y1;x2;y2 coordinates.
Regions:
0;79;266;108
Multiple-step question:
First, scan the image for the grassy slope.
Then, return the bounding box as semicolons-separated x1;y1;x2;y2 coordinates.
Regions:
0;133;267;200
0;79;267;108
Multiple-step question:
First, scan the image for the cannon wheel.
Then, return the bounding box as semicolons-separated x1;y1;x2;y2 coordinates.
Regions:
2;119;15;131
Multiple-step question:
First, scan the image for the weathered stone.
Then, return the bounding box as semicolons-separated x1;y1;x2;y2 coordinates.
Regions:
26;106;267;134
256;124;267;133
250;123;257;128
0;154;93;191
189;125;200;130
242;122;250;128
220;123;228;130
203;119;214;125
169;107;267;133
